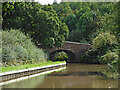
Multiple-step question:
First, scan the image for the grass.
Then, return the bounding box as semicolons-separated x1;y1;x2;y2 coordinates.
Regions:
0;60;66;73
54;67;67;73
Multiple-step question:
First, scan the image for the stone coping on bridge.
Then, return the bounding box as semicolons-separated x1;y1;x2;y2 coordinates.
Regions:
65;41;91;45
37;41;91;46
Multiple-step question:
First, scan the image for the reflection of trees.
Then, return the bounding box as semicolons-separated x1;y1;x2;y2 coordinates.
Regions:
92;77;118;88
3;75;45;88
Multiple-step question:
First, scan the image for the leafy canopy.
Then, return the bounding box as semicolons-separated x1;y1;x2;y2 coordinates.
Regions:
2;2;69;48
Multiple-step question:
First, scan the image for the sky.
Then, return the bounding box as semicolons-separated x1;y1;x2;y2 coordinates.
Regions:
35;0;62;5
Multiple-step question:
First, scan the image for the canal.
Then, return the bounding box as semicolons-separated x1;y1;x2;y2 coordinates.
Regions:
1;63;119;88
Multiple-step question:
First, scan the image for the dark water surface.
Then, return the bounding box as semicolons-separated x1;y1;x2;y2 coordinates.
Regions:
1;64;119;88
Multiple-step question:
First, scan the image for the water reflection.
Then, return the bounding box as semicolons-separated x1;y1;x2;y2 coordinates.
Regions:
2;75;45;88
47;71;101;76
1;64;119;88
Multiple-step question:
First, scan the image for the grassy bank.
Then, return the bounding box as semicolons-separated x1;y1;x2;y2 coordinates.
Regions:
0;61;66;73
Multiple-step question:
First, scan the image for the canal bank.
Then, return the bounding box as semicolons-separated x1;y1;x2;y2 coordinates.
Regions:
1;63;119;88
0;63;66;86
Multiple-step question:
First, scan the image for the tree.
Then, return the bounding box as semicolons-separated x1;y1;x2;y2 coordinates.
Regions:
115;2;120;42
32;5;69;48
52;2;116;43
2;2;69;48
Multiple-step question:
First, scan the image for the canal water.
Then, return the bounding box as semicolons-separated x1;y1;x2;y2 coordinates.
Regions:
1;64;119;88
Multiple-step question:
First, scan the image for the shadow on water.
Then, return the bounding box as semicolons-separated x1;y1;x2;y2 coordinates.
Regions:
47;71;103;76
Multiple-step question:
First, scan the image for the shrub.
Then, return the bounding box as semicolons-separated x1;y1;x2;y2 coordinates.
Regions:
91;32;119;79
2;45;17;64
54;52;68;61
14;45;28;60
2;29;47;66
100;51;119;64
86;32;119;64
92;32;117;56
92;32;117;51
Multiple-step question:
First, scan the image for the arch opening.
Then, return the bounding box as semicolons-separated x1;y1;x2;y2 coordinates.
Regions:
49;50;76;63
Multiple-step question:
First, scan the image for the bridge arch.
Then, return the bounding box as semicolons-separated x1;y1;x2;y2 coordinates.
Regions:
49;50;77;63
37;41;91;63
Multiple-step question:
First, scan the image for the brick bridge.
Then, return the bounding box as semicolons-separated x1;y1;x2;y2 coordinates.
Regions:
47;41;91;63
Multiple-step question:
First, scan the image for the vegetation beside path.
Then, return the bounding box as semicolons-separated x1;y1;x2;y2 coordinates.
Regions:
1;61;66;73
1;29;66;73
2;30;47;67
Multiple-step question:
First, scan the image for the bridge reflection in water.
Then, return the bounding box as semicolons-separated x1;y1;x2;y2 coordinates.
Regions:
2;64;119;88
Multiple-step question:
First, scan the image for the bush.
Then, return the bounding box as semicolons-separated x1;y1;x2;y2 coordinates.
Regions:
100;51;119;64
92;32;117;56
2;45;17;64
54;52;68;61
86;32;118;64
2;29;47;66
92;32;117;51
91;32;119;79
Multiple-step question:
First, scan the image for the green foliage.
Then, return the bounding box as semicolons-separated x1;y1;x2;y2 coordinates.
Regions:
114;2;120;43
2;2;119;78
101;50;119;79
52;2;116;43
115;2;120;75
97;12;117;35
2;2;69;48
64;13;76;31
83;31;119;65
101;68;119;79
91;32;118;61
54;52;68;61
1;60;65;73
0;14;2;27
2;45;17;63
92;32;117;52
90;31;119;79
2;29;47;66
68;30;88;43
101;51;119;64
